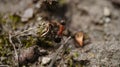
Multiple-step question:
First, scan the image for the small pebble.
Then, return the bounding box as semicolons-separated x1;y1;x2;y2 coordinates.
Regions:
104;17;111;23
35;3;41;8
103;7;111;17
42;57;51;65
15;46;38;64
37;17;42;21
21;8;34;22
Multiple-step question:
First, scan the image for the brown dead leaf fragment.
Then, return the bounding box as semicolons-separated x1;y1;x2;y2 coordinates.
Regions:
75;32;84;47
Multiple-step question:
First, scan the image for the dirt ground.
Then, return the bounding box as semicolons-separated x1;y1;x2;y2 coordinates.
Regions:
0;0;120;67
67;0;120;67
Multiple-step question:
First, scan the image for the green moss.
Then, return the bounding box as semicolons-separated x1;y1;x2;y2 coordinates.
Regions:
0;15;6;24
73;52;79;58
0;33;13;66
58;0;66;5
9;14;21;30
37;37;53;47
25;36;37;48
9;15;20;23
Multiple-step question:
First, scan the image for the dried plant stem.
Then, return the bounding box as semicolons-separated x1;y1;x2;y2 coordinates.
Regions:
16;36;22;66
41;25;50;37
9;33;19;66
12;24;50;37
48;36;71;67
12;27;37;37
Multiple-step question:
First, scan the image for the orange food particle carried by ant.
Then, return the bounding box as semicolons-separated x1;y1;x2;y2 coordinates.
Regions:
57;24;64;36
75;32;84;47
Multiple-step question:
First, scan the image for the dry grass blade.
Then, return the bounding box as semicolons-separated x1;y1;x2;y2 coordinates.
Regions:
8;33;19;66
48;36;71;67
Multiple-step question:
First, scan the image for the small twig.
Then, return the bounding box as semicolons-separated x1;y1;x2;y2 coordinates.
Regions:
12;24;50;37
0;65;9;67
41;23;50;37
12;27;37;37
9;33;19;66
17;36;22;47
48;36;71;67
16;36;22;66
